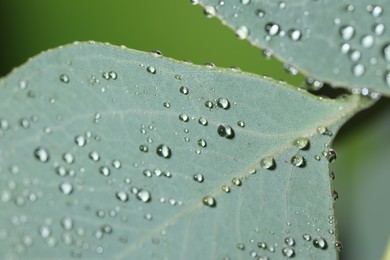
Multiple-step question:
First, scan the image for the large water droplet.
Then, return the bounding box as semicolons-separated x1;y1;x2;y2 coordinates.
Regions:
339;25;355;40
202;196;216;207
74;135;86;147
217;98;230;109
291;155;305;167
265;23;280;36
156;144;172;158
136;190;151;203
89;151;100;162
146;66;156;74
293;137;309;150
217;124;235;139
260;156;275;169
193;173;204;183
285;237;295;246
116;191;129;202
34;147;50;163
282;247;295;257
313;237;327;249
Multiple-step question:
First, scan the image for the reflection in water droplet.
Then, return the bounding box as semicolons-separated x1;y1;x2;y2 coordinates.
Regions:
156;144;172;158
260;156;275;169
193;173;204;183
116;191;129;202
202;196;216;207
34;147;50;163
217;124;235;139
59;182;74;195
291;155;305;167
136;190;151;203
293;137;309;150
313;237;327;249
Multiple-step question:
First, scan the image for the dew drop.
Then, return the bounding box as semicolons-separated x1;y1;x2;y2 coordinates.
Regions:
59;182;74;195
291;155;305;167
360;35;374;48
156;144;172;158
260;156;275;169
205;100;214;108
235;25;250;40
232;177;242;186
339;25;355;40
202;196;216;207
265;23;280;36
61;217;74;231
136;190;151;203
74;135;86;147
62;152;75;164
335;241;343;252
257;242;267;249
317;126;328;135
217;124;235;139
383;43;390;61
217;97;230;109
240;0;250;5
19;118;30;129
293;137;309;150
236;243;245;250
111;159;122;169
313;237;327;249
59;74;70;83
163;102;170;108
198;117;208;126
109;71;117;79
116;191;129;202
139;145;149;153
221;185;230;193
99;166;111;176
373;23;385;36
352;64;365;77
323;149;337;163
39;225;51;238
237;121;245;127
89;151;100;162
193;173;204;183
179;113;189;122
179;86;189;95
385;71;390;87
255;9;265;18
146;66;156;74
203;5;216;18
288;29;302;41
285;237;295;246
197;139;207;147
303;233;311;241
367;5;382;17
282;247;295;257
34;147;50;163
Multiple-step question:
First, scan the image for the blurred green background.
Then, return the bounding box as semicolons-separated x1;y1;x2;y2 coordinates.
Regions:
1;1;389;259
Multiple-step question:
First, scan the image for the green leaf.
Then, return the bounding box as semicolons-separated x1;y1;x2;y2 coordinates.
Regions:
0;42;370;259
197;1;390;95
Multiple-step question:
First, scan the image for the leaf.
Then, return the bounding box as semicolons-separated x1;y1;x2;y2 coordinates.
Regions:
0;42;371;259
196;1;390;95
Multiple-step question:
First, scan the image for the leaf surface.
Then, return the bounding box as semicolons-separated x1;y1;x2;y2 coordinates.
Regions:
197;0;390;95
0;42;371;259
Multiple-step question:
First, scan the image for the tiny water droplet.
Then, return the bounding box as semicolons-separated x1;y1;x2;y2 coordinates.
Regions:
116;191;129;202
291;155;305;167
303;233;311;241
240;0;250;5
112;159;122;169
255;9;265;18
323;149;337;163
191;174;204;184
317;126;328;135
61;217;74;231
89;151;100;162
260;156;275;169
373;23;385;36
235;25;250;40
136;190;151;203
313;237;327;249
62;152;75;164
202;196;216;207
360;35;374;48
282;247;295;257
139;145;149;153
146;66;156;74
383;43;390;62
236;243;245;250
151;50;162;57
285;237;295;246
352;64;365;77
198;117;208;126
221;185;230;193
332;190;339;201
163;102;171;108
217;98;230;109
74;135;86;147
179;113;189;122
99;166;111;176
109;71;117;79
59;182;74;195
197;139;207;147
293;137;309;150
367;5;382;17
217;124;235;139
265;23;280;36
339;25;355;40
156;144;172;158
335;241;343;252
288;29;302;41
257;242;267;249
205;100;214;108
203;5;216;18
179;86;189;95
34;147;50;162
237;121;245;127
60;74;70;83
232;177;242;186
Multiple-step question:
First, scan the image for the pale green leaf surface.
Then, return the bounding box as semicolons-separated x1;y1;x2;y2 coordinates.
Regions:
0;42;370;259
198;0;390;94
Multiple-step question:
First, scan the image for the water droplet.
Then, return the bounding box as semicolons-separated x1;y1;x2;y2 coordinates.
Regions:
383;43;390;61
39;225;51;238
285;237;295;246
236;243;245;250
303;233;311;241
367;5;382;17
335;241;343;252
255;9;265;18
217;124;235;139
237;121;245;127
99;166;111;176
265;23;280;36
282;247;295;257
74;135;86;147
0;118;10;130
235;25;250;40
59;182;74;195
225;176;239;188
179;86;189;95
217;97;230;109
349;49;361;62
339;25;355;40
193;173;204;183
260;156;275;169
19;118;30;129
111;159;122;169
147;66;156;74
156;144;172;158
323;149;337;163
136;190;151;203
373;23;385;35
293;137;309;150
240;0;250;5
34;147;50;162
291;155;305;167
179;113;189;122
62;152;75;164
360;35;374;48
352;64;365;77
313;237;327;249
139;145;149;153
151;50;162;57
116;191;129;202
288;29;302;41
59;74;70;83
205;100;214;108
203;5;216;18
109;71;117;79
202;196;216;207
317;126;329;135
197;139;207;147
385;71;390;87
101;224;113;234
221;185;230;193
89;151;100;162
257;242;267;249
61;217;74;231
198;117;208;126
